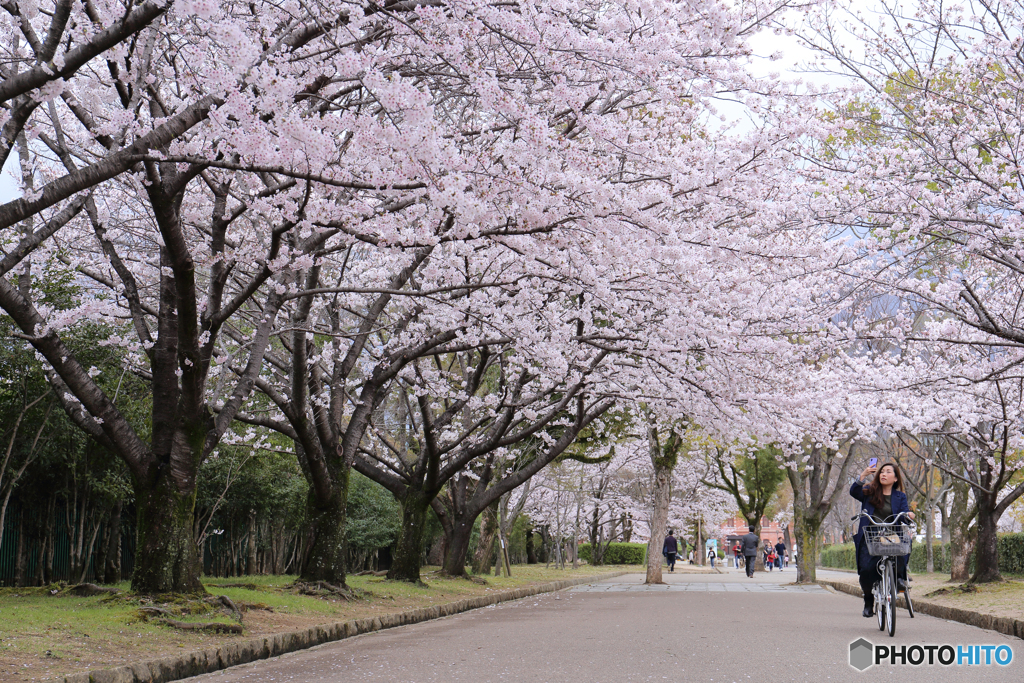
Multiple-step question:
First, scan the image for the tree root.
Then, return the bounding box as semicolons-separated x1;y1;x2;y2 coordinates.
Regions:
205;594;243;623
926;583;979;598
205;582;261;591
291;580;356;600
159;619;243;634
68;583;122;597
354;570;388;577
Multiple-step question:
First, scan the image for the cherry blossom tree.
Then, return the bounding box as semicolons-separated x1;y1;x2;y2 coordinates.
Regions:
0;0;854;594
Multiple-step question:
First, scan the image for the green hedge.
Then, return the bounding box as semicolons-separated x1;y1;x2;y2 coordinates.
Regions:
819;533;1024;574
579;542;646;565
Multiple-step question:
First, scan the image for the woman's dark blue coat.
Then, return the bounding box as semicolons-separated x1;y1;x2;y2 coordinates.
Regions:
849;481;910;572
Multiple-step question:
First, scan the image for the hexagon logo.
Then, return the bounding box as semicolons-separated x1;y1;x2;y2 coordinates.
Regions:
849;638;874;671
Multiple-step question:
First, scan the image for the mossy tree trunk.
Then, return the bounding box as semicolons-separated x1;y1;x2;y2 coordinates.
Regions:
299;467;349;584
132;468;205;594
786;440;857;584
388;492;432;582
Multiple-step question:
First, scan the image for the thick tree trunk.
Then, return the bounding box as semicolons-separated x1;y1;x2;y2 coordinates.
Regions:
471;501;499;575
299;473;349;585
645;458;671;585
442;515;475;576
791;494;820;584
970;495;1001;583
132;475;205;593
948;478;975;582
388;492;431;583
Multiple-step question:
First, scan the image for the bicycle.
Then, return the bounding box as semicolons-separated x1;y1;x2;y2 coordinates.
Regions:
853;511;915;637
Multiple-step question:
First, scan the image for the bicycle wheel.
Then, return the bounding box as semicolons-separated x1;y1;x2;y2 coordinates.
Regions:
875;580;885;631
886;562;897;637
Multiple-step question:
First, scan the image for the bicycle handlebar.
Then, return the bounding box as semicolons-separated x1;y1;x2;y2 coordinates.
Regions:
850;510;914;526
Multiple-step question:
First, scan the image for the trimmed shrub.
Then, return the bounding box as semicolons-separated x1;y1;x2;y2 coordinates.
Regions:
579;542;646;565
998;533;1024;574
819;543;856;570
819;533;1024;575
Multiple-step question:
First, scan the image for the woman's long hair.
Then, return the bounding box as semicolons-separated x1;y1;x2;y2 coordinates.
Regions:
865;462;905;509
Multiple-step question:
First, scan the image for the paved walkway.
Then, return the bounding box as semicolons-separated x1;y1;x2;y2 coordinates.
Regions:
572;569;829;593
186;570;1020;683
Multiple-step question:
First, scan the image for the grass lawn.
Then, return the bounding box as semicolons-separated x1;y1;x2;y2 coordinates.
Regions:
0;565;634;682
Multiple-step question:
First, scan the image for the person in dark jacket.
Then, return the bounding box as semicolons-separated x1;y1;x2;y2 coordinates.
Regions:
663;530;678;572
774;540;786;570
740;525;760;578
850;461;916;617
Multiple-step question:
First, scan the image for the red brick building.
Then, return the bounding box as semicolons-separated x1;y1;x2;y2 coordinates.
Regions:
719;517;789;554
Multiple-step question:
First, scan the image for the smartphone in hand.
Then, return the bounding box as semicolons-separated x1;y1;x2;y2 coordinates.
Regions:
868;457;878;468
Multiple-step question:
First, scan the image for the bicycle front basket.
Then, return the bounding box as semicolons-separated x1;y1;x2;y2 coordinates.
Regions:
864;524;912;556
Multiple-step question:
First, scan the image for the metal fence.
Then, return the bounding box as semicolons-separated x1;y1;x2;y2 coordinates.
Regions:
0;500;135;586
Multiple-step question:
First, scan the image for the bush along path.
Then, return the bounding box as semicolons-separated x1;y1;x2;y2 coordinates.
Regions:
0;567;631;682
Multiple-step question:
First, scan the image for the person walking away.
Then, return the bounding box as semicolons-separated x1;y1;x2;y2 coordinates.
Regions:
740;525;759;578
774;540;786;570
850;462;916;618
733;542;741;568
663;530;678;573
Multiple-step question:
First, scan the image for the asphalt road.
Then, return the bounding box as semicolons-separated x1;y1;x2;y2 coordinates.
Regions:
187;568;1021;683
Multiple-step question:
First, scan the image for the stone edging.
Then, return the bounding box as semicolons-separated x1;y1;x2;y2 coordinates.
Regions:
57;572;626;683
817;579;1024;640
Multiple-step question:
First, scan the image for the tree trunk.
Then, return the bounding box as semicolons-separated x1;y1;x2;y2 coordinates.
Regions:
13;513;26;586
43;495;56;584
246;509;257;576
442;514;475;576
970;494;1001;583
925;506;934;573
299;474;349;585
388;492;431;583
426;533;447;567
104;501;122;584
791;492;821;584
94;520;109;585
948;477;975;582
526;527;537;564
132;474;205;594
644;457;671;585
471;501;499;575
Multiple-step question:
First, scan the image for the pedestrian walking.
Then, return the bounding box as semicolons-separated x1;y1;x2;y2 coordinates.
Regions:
774;540;786;570
707;547;716;568
740;525;759;578
662;530;678;573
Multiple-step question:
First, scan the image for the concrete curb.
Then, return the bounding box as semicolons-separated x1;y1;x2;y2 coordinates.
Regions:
817;579;1024;640
57;572;626;683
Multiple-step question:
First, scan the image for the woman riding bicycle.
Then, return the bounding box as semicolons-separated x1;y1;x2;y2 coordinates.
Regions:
850;461;915;618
